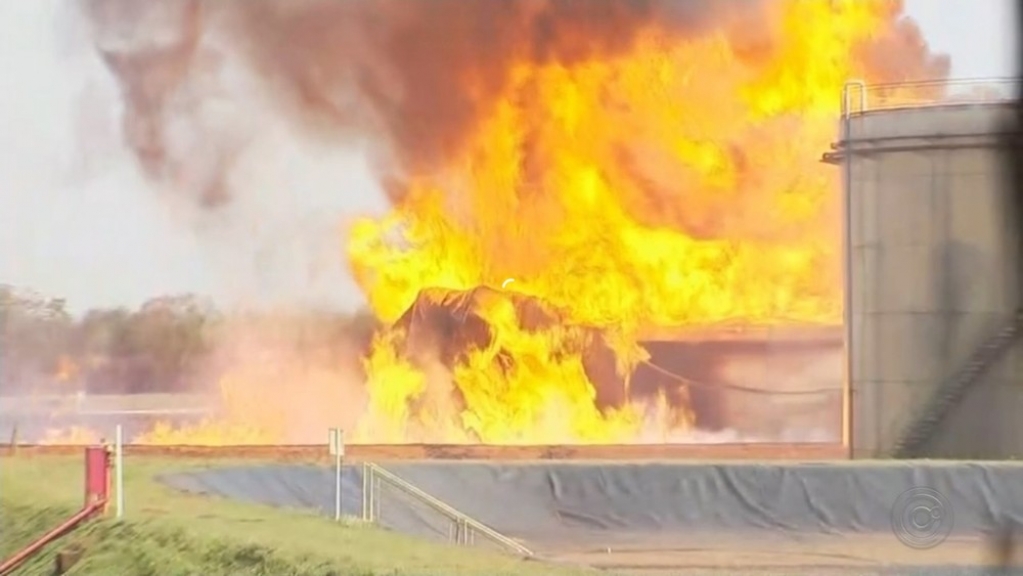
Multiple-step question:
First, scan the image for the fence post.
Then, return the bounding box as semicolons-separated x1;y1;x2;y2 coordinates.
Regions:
328;428;344;521
361;463;370;521
114;424;124;519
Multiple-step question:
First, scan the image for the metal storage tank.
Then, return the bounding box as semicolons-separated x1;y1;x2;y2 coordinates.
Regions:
638;326;842;442
825;80;1023;458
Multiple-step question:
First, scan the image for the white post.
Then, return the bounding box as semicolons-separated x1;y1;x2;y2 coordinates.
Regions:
329;428;344;521
362;462;369;521
115;424;124;519
334;440;342;522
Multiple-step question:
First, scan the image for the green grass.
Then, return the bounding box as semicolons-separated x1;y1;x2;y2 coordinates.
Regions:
0;456;598;576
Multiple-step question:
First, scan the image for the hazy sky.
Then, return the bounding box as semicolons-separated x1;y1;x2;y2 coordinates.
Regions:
906;0;1018;78
0;0;1019;314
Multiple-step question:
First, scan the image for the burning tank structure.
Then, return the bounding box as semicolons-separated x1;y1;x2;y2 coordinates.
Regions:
389;286;842;443
383;80;1023;452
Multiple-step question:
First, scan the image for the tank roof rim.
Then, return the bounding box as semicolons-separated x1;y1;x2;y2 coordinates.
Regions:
846;100;1017;118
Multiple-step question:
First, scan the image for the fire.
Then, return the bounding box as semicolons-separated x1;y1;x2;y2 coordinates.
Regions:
133;375;278;446
41;426;101;445
53;0;946;446
54;356;80;385
344;0;941;443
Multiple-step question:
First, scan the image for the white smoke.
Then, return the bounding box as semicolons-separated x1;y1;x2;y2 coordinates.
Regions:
0;0;386;314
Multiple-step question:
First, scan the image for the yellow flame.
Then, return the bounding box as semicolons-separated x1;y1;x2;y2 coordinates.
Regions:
48;0;946;446
345;0;897;443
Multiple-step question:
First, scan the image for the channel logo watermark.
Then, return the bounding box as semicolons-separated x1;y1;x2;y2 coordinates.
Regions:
891;486;954;549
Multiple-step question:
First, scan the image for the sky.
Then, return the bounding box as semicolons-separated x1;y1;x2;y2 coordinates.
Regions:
0;0;1019;315
906;0;1018;79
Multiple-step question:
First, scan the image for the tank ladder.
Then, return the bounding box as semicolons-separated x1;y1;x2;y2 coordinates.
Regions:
891;308;1023;458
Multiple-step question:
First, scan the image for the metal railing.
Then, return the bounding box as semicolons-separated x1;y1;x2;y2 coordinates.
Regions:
892;309;1023;458
842;78;1021;116
360;462;533;556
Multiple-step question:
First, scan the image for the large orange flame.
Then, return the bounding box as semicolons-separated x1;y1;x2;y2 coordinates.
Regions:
342;0;946;443
74;0;948;446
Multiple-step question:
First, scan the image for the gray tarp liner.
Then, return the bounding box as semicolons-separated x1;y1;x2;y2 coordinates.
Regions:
160;461;1023;551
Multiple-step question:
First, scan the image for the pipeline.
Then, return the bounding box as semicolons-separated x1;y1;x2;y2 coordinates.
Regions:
0;445;112;575
0;500;105;575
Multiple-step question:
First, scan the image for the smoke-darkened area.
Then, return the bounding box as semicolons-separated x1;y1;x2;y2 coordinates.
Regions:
82;0;777;207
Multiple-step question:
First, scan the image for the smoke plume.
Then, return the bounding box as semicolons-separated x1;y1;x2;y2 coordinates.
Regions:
81;0;775;207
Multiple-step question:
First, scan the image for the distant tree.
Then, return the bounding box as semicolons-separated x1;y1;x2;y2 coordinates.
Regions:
118;294;220;392
1;284;380;396
0;285;74;393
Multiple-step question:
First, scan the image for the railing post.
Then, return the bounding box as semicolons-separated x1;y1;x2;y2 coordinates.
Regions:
114;424;124;519
361;463;374;522
372;474;381;521
361;463;368;521
840;79;865;460
362;462;533;555
842;80;867;117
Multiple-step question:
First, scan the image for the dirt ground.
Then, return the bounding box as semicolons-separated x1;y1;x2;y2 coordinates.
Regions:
0;442;847;461
548;534;1017;574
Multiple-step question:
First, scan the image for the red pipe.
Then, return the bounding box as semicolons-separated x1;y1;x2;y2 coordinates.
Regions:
0;446;112;575
0;499;105;575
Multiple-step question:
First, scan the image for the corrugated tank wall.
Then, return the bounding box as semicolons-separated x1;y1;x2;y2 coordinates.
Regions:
835;101;1023;458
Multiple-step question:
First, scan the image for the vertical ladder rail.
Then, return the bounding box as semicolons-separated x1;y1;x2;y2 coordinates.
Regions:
841;79;867;457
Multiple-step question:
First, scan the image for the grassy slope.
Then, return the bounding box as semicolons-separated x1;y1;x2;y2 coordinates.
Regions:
0;456;597;576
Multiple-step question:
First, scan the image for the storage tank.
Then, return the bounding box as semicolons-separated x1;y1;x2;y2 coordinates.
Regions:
638;326;842;442
391;287;843;443
825;81;1023;458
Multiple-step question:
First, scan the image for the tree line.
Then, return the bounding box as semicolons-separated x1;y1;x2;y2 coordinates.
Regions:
0;285;377;396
